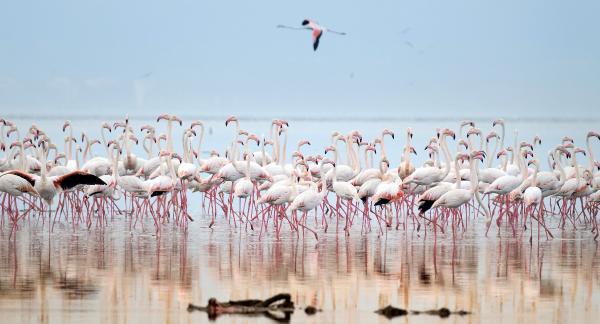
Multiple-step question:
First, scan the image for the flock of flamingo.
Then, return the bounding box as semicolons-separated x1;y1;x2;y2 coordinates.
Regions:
1;115;599;241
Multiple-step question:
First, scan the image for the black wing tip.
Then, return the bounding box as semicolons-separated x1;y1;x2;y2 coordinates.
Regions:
151;190;168;197
374;198;390;206
418;200;434;213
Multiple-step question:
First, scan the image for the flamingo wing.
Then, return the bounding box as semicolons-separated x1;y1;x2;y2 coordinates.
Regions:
1;170;36;186
312;29;323;51
54;171;106;190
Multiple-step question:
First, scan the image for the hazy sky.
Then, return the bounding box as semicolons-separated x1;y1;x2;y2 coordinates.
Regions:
1;0;598;118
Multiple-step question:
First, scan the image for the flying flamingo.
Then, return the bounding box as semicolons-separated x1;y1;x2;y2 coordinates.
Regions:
277;19;346;51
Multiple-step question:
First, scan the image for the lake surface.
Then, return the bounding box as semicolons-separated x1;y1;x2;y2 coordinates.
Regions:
1;116;600;323
1;213;599;324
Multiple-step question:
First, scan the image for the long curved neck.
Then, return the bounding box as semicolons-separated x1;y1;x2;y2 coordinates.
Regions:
518;149;527;180
181;132;189;163
143;137;152;158
498;124;505;157
83;139;90;163
574;153;580;183
101;128;109;156
364;148;370;169
197;125;204;164
532;163;539;187
380;136;388;160
270;124;278;163
487;137;499;168
586;136;596;173
469;158;479;195
40;146;48;181
453;156;461;189
332;143;339;182
280;128;287;167
457;125;465;152
231;121;240;160
112;148;119;179
440;136;452;179
19;143;25;171
167;120;174;153
68;126;73;160
403;131;411;165
75;147;81;169
260;138;266;167
555;151;566;185
166;156;176;183
512;130;518;164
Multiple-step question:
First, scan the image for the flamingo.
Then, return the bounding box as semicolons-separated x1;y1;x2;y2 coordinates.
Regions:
277;19;346;51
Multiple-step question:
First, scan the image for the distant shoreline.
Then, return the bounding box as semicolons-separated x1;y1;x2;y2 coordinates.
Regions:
3;114;599;124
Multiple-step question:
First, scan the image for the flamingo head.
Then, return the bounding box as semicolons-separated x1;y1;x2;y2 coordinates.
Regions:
587;131;600;140
492;119;504;127
297;139;311;148
458;139;469;150
380;158;390;169
521;149;534;159
113;121;125;129
324;145;336;155
156;113;171;123
520;141;534;150
366;145;377;154
171;115;183;126
350;130;362;142
407;127;414;139
291;151;304;160
62;120;71;132
101;122;112;132
159;150;172;158
573;147;586;156
247;133;260;145
496;149;507;159
382;128;395;139
9;140;22;149
409;146;417;155
486;131;499;142
186;128;197;137
471;150;486;161
6;125;18;137
461;120;475;128
89;139;102;147
321;157;335;167
302;19;310;26
562;136;574;144
466;127;481;138
128;134;139;145
442;128;456;140
190;120;204;129
533;135;542;145
54;153;66;163
140;124;154;133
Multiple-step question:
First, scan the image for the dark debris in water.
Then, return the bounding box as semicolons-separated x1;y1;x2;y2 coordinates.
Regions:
375;305;471;318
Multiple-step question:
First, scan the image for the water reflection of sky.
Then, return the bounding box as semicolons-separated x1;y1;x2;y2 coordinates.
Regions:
1;215;599;324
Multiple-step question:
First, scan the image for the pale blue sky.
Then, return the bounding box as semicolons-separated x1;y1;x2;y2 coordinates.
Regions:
0;0;598;117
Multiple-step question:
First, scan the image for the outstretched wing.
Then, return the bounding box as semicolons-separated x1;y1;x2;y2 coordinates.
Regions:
1;170;36;186
312;29;323;51
54;171;106;190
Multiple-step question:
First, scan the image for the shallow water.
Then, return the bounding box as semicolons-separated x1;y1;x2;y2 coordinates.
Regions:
1;213;599;324
1;116;600;323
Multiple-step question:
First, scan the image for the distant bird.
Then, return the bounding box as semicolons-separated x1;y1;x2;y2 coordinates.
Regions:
277;19;346;51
